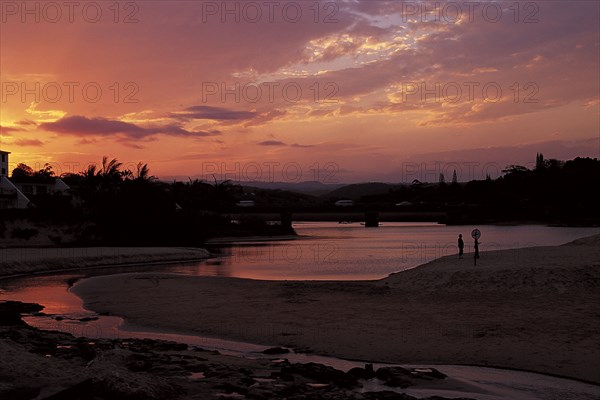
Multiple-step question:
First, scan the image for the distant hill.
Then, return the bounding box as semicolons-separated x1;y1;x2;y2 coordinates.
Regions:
236;181;345;196
239;185;319;207
323;182;397;200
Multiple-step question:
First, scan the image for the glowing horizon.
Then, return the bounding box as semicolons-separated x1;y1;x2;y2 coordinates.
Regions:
1;1;598;183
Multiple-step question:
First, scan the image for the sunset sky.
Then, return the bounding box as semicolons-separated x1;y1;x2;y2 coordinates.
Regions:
1;0;598;183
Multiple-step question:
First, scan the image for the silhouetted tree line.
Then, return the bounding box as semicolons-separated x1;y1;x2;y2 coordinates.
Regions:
7;157;293;246
6;154;598;245
11;163;55;182
361;154;600;225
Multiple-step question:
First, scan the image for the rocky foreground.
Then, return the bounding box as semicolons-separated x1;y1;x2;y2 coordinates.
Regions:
0;301;474;400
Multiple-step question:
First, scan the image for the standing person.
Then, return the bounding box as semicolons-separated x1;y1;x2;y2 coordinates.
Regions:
474;238;480;265
457;234;464;259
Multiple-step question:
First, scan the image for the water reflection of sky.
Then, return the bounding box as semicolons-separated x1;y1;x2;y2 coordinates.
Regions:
0;224;596;283
170;223;600;280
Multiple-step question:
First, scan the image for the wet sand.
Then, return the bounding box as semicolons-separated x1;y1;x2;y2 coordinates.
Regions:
0;306;502;400
72;234;600;383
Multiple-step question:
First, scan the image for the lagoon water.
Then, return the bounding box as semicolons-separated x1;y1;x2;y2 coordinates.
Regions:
2;223;596;318
170;222;600;280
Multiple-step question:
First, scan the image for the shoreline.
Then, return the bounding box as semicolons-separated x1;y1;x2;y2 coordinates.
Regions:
205;234;300;244
0;246;211;278
71;234;600;383
0;257;211;282
111;314;600;387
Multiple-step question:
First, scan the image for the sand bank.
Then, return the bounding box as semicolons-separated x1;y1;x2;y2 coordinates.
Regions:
72;234;600;383
0;247;210;278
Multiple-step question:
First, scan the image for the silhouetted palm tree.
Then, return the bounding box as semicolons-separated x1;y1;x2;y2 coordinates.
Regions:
100;157;123;179
210;175;236;205
133;162;156;182
82;164;97;179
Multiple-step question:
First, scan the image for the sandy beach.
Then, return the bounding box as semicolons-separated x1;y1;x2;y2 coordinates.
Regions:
0;247;210;277
72;234;600;384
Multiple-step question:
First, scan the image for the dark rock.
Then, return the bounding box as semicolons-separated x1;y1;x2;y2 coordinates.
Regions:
40;379;94;400
431;397;476;400
126;354;153;372
240;377;257;386
261;346;290;355
78;316;99;322
127;339;188;352
409;367;447;380
275;384;308;398
213;382;248;395
375;367;413;388
348;367;368;379
75;343;96;362
348;363;376;380
0;301;44;326
93;372;181;400
0;385;41;400
363;391;417;400
245;394;270;400
271;371;295;382
281;362;360;388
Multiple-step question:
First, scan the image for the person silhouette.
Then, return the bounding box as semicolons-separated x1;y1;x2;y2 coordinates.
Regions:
457;234;464;259
474;238;480;265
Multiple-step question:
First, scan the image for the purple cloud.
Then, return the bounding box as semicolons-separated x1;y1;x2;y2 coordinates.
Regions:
0;125;25;134
14;139;44;147
40;116;220;139
257;140;315;148
257;140;287;146
17;120;38;126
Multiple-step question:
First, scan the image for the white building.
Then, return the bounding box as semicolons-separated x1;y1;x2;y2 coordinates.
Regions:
0;149;31;209
1;150;8;177
0;177;31;209
13;178;70;197
0;149;71;209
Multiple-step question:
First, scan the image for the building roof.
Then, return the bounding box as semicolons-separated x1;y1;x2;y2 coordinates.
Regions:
10;176;57;184
0;150;10;154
